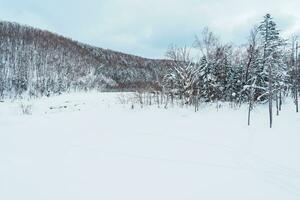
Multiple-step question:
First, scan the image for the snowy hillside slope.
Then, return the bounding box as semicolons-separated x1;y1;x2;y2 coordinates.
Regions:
0;92;300;200
0;21;173;98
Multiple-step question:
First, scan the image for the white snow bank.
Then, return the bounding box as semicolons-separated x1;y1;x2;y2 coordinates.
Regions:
0;92;300;200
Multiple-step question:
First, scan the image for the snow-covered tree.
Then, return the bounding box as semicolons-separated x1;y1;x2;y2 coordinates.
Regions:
163;45;201;104
258;14;286;128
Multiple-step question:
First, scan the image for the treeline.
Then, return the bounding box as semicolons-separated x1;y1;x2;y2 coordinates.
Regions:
160;14;299;127
80;44;173;91
0;21;171;99
0;21;115;98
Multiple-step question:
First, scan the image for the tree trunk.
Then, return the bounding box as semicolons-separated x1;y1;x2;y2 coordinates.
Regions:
156;92;160;108
248;84;255;126
296;89;299;113
279;90;282;111
269;64;273;128
276;92;279;116
295;42;299;113
164;94;169;109
248;98;252;126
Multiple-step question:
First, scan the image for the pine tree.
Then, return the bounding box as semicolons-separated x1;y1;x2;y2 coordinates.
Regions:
258;14;285;128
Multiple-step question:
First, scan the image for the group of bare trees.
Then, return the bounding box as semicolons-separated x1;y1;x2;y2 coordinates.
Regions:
0;22;113;99
0;21;170;99
161;14;300;127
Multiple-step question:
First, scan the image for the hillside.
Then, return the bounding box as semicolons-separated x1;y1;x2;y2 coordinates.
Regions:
0;21;172;98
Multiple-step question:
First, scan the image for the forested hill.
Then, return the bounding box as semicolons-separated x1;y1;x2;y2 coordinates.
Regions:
0;21;172;98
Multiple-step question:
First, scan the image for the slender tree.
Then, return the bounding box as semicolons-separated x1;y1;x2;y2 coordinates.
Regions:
258;14;284;128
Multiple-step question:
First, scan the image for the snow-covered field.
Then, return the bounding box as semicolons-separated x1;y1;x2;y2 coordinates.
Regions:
1;92;300;200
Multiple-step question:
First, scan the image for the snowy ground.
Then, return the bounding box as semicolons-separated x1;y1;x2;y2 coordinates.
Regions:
1;92;300;200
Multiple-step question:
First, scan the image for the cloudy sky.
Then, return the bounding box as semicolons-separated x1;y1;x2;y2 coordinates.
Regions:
0;0;300;58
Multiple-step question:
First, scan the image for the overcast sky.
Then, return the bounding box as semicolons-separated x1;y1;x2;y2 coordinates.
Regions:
1;0;300;58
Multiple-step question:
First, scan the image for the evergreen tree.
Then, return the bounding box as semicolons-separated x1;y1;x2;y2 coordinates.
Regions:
258;14;285;128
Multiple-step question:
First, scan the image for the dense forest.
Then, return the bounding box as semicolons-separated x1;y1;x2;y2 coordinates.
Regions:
160;14;300;127
0;21;172;98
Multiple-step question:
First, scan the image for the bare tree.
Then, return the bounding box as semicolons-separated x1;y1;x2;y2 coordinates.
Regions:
291;36;299;112
164;45;201;105
245;27;260;126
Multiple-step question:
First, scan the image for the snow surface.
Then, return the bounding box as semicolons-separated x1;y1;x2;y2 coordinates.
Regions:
1;92;300;200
